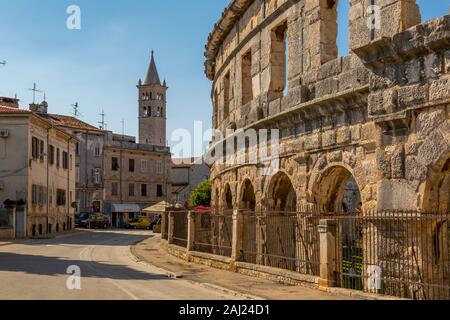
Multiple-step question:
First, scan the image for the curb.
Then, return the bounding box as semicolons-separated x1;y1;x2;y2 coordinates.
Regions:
129;241;264;300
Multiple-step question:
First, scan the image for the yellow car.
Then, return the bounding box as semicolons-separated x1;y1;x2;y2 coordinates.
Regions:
128;216;152;229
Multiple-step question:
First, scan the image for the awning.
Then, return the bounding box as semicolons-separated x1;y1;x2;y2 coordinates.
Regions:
143;201;173;213
111;204;141;213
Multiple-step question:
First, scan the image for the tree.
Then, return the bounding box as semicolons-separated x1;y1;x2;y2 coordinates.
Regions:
189;180;211;207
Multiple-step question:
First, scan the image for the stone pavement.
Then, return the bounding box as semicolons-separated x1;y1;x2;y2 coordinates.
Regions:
131;235;359;300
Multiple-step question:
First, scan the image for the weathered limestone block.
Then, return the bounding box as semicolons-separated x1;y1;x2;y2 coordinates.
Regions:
318;58;341;81
391;146;405;179
429;77;450;102
268;98;281;117
369;73;393;91
339;67;370;91
315;77;339;97
322;130;337;148
415;108;446;137
424;53;443;80
368;88;398;116
377;179;418;210
305;133;321;151
378;1;421;40
361;122;376;141
377;150;392;178
445;50;450;73
417;130;448;166
343;151;357;168
404;58;422;84
405;156;427;182
405;140;422;156
327;150;342;163
398;84;429;109
351;125;361;142
337;127;351;145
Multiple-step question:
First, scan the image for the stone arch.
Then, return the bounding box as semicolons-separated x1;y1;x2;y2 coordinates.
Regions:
265;171;297;211
239;178;256;210
421;151;450;213
222;183;234;210
310;164;362;213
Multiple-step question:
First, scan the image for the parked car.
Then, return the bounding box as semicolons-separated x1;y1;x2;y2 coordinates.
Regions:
79;213;110;229
127;216;152;229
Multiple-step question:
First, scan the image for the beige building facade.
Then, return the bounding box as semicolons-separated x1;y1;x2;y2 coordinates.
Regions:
103;134;171;227
0;106;77;239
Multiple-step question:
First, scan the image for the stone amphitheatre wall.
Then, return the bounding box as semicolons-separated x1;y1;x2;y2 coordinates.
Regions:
205;0;450;213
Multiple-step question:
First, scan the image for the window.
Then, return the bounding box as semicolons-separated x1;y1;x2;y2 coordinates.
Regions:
156;160;163;174
141;159;148;173
32;184;45;205
49;145;55;165
112;182;119;196
94;144;102;157
93;168;102;184
241;50;253;105
157;184;163;197
31;137;43;160
129;183;135;197
39;140;44;161
56;189;66;206
70;154;73;170
129;159;135;172
270;21;288;100
223;72;230;119
112;157;119;171
62;151;69;170
56;148;60;167
141;184;148;197
76;166;81;183
75;142;80;156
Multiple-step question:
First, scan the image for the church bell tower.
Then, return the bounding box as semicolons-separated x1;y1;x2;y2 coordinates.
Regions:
137;51;167;146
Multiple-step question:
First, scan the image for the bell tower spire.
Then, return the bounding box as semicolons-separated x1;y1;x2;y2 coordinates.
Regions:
137;51;167;146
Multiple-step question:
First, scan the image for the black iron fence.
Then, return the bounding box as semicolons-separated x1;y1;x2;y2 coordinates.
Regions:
172;211;188;248
334;210;450;300
240;210;321;276
193;210;233;257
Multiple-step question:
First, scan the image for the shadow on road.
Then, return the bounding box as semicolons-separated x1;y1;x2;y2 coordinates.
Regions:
0;251;170;281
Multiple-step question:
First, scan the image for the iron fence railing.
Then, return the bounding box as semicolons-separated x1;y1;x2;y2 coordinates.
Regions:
334;210;450;300
172;211;188;248
193;209;233;257
240;210;321;276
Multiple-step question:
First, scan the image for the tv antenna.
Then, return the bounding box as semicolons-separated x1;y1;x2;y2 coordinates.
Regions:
0;60;6;66
98;109;107;130
27;83;42;104
71;102;83;118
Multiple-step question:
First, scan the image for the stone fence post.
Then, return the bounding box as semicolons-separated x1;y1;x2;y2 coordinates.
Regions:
168;212;175;245
318;219;338;290
231;209;244;263
187;211;196;251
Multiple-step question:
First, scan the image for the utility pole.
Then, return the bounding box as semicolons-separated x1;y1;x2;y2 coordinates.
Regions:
27;83;42;104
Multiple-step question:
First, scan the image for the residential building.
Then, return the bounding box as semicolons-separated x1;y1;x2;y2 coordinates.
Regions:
0;104;77;238
31;102;108;215
171;157;210;206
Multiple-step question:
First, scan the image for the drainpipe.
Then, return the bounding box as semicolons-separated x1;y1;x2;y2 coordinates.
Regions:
46;126;50;235
67;137;74;230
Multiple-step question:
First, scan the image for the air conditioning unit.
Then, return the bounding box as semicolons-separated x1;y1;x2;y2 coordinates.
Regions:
0;129;9;138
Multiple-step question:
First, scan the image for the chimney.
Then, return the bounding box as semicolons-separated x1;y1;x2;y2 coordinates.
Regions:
0;97;19;108
29;101;48;114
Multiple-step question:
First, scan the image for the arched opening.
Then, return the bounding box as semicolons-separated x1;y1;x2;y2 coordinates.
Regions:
423;156;450;213
223;184;233;210
266;172;297;211
240;179;256;210
312;165;362;213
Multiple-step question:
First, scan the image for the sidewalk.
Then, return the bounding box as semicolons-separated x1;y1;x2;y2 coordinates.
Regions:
131;235;359;300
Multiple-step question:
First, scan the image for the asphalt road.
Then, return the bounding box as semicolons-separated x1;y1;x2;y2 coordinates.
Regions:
0;230;244;300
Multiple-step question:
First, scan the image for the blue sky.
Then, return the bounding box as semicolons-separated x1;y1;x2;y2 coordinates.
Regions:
0;0;448;154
